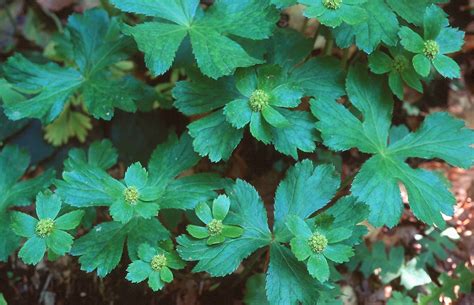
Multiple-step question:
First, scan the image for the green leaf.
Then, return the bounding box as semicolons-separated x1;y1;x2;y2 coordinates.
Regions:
46;230;74;255
0;292;6;305
147;133;200;185
266;29;313;72
159;174;228;210
55;163;124;207
126;260;152;283
266;243;320;305
433;55;460;79
212;194;230;221
244;274;270;305
388;112;474;168
413;54;431;77
194;202;213;224
0;215;22;262
18;236;47;265
314;65;473;227
187;225;209;239
271;110;318;159
387;292;415;305
11;212;37;238
418;227;457;268
386;0;431;25
35;192;61;220
188;110;244;162
2;54;83;123
64;139;118;171
332;0;399;53
177;180;272;276
307;254;329;282
55;210;85;230
289;57;345;102
173;74;240;116
323;244;354;263
111;0;278;79
273;160;340;242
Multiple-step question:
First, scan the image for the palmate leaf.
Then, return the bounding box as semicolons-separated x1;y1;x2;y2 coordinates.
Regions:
177;160;344;304
173;29;343;162
313;65;474;228
0;145;54;261
2;9;151;123
110;0;279;79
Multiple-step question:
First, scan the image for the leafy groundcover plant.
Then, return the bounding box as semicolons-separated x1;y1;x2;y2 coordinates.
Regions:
0;0;473;304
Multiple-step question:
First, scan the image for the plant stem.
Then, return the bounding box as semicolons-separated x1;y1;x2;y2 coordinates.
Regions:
342;48;350;69
324;34;334;56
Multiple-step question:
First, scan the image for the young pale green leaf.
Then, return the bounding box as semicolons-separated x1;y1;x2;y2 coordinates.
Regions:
111;0;278;79
177;179;272;276
314;65;473;228
333;0;399;53
273;160;340;242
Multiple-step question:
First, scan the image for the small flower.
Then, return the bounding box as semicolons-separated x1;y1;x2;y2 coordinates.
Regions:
286;215;354;282
110;162;160;224
422;40;439;60
249;89;270;112
186;195;244;245
126;243;185;292
368;47;424;99
300;0;367;28
11;191;84;265
399;5;464;78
